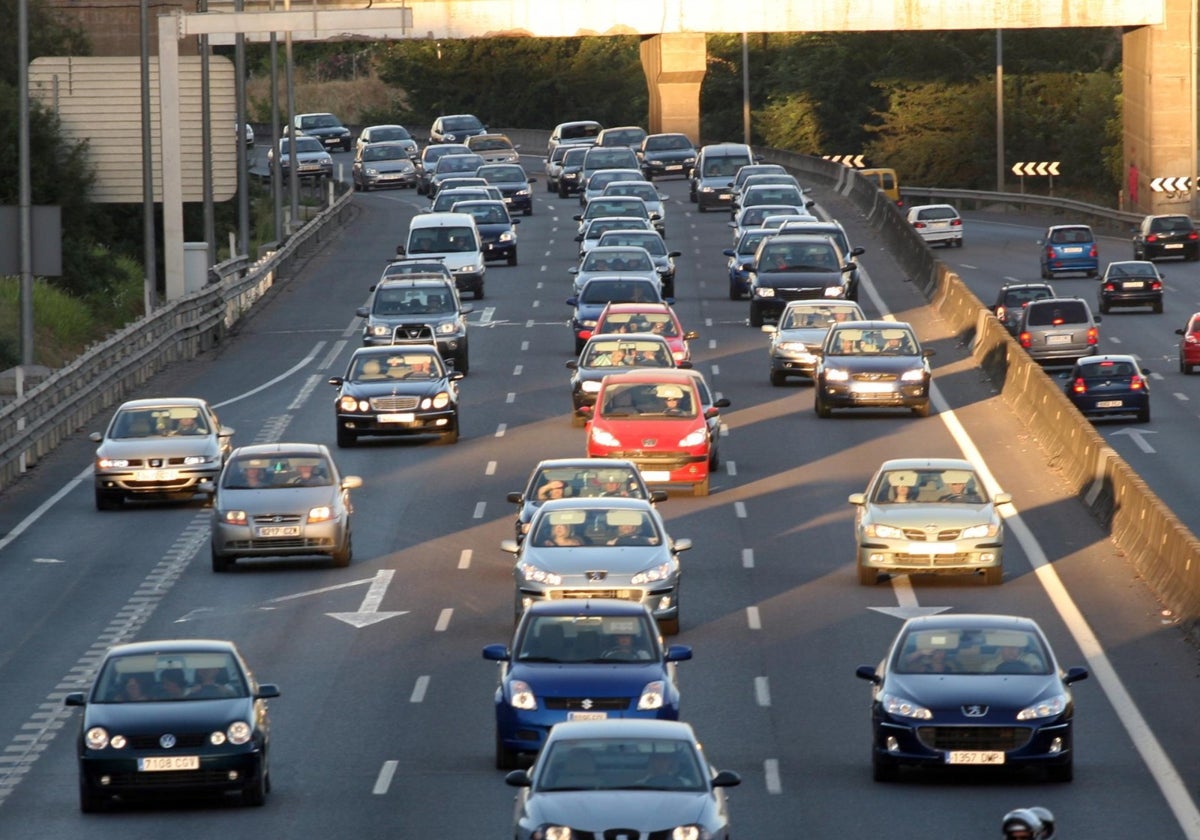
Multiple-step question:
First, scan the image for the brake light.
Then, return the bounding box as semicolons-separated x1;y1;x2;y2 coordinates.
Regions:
1018;331;1032;348
1072;377;1087;394
1146;233;1159;243
1130;375;1146;390
950;218;962;227
1087;326;1099;345
1151;280;1163;290
1102;283;1116;292
1045;247;1056;260
1188;231;1198;241
912;221;927;229
1051;318;1065;325
1089;245;1098;258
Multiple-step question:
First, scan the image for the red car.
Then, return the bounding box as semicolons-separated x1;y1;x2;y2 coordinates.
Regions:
1176;312;1200;374
583;370;713;496
592;302;698;364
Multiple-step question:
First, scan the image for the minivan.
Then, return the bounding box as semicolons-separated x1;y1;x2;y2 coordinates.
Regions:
1016;297;1101;366
398;212;486;300
858;167;902;205
689;143;759;212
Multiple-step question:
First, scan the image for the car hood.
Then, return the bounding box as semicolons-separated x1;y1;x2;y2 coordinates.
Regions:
84;697;256;731
774;327;831;347
218;484;338;511
520;545;673;574
595;415;703;444
97;437;219;458
576;363;674;385
288;150;331;164
508;661;668;695
530;790;710;828
475;222;515;238
887;673;1065;712
755;269;844;289
864;503;997;526
823;355;925;373
303;126;347;137
341;379;451;399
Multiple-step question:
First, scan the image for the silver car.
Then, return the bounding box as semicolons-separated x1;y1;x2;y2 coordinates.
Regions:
762;300;866;384
501;497;691;635
601;180;668;237
90;397;233;510
848;458;1011;586
210;443;361;572
569;245;663;296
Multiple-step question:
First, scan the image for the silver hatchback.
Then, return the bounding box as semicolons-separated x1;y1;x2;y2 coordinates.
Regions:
1016;297;1102;366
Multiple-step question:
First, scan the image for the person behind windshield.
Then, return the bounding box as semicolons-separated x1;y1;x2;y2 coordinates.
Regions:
542;522;583;547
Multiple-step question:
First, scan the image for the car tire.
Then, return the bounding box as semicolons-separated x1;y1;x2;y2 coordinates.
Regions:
571;413;587;428
814;392;832;418
697;203;706;213
857;563;878;585
658;615;680;636
94;489;122;511
1138;405;1151;423
1153;299;1163;314
693;476;710;496
475;286;485;301
1182;357;1193;375
495;733;519;771
211;546;232;573
336;426;357;448
79;779;105;813
440;425;460;445
524;207;532;217
507;249;518;267
559;186;569;199
455;351;470;375
983;566;1003;585
332;530;352;567
749;304;764;328
243;766;268;806
770;371;786;387
1040;265;1050;280
872;752;899;782
912;401;931;418
729;284;741;301
1099;301;1109;314
546;179;556;193
1045;759;1073;783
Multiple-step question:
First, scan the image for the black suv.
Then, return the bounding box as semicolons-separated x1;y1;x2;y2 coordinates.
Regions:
990;282;1056;336
356;276;472;373
1133;214;1200;261
1016;297;1101;366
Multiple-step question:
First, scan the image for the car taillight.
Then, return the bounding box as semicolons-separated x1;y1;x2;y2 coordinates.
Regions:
1018;331;1032;348
1103;283;1116;291
1088;245;1098;257
1188;231;1198;241
1072;377;1087;394
1051;318;1065;325
913;221;927;229
1045;247;1056;260
1130;375;1146;390
1188;333;1200;345
1151;280;1163;290
950;218;962;227
1146;233;1159;243
1087;326;1099;345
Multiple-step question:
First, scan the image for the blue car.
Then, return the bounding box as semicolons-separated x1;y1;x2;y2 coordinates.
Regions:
1040;224;1099;278
1065;354;1150;423
483;599;692;770
724;228;774;300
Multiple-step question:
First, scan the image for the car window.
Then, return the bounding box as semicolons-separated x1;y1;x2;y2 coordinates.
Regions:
1026;301;1089;326
1079;360;1135;378
1049;227;1093;244
95;651;249;702
918;206;960;221
895;627;1048;675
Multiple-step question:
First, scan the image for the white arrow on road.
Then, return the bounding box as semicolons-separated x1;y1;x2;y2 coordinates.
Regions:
326;569;408;627
1112;427;1157;454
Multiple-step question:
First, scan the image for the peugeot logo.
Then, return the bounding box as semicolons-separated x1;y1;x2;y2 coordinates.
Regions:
159;733;177;749
962;705;988;717
587;571;607;582
642;438;657;447
150;458;163;468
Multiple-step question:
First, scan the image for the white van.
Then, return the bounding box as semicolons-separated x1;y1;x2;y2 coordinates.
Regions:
399;212;486;300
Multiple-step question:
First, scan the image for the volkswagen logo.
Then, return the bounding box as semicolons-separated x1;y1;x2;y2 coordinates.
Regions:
962;705;988;717
159;733;177;749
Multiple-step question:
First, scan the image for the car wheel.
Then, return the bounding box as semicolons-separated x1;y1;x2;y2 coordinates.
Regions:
872;752;899;783
814;392;832;418
546;179;556;193
954;238;963;248
79;779;105;813
559;186;569;199
729;283;741;301
475;286;485;301
658;615;680;636
1040;265;1050;280
857;563;879;585
1138;404;1151;423
571;413;587;428
524;207;532;217
1153;299;1163;314
332;530;352;567
912;401;931;418
243;765;268;806
770;371;786;387
749;304;764;328
1182;357;1194;375
983;566;1003;585
94;488;122;511
496;733;519;771
440;425;460;445
697;203;706;213
336;425;357;448
455;351;470;375
1188;250;1199;262
693;476;710;496
1099;300;1109;314
1045;758;1073;783
211;546;232;573
507;249;518;267
341;139;352;152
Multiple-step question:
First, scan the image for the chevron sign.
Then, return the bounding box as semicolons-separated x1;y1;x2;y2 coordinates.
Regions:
822;154;866;168
1151;176;1193;192
1011;161;1061;176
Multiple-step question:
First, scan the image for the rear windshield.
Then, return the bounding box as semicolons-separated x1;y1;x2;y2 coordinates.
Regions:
1150;216;1193;233
1078;360;1136;378
1026;301;1089;326
561;123;602;141
1049;227;1093;244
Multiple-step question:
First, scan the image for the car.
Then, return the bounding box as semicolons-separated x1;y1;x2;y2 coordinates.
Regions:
567;334;684;421
329;345;463;447
399;211;487;300
637;132;697;180
728;162;788;197
504;719;740;840
584;369;714;496
378;258;455;285
452;199;519;265
730;172;803;213
729;203;810;245
854;613;1088;782
596;229;680;295
690;142;758;211
575;195;657;236
483;599;692;768
428;186;493;215
465;132;520;164
415;143;470;195
90;398;233;510
577;217;656;258
1176;312;1200;374
601;180;667;237
724;228;775;300
991;282;1057;336
776;218;866;298
475;162;535;215
556;146;590;198
428;152;487;195
859;166;903;205
580;146;642;196
547;120;603;157
1016;297;1101;366
813;320;934;417
65;639;281;811
1039;224;1098;278
292;111;351;151
209;443;361;570
734;181;809;218
501;497;691;633
595;125;647;151
354;123;418;159
428;175;490;197
567;276;666;354
354;275;471;370
848;457;1010;585
762;300;866;384
543;144;571;193
429;113;487;144
1133;213;1200;261
1097;260;1164;313
593;301;696;364
747;233;859;326
268;135;333;180
581;168;646;207
1066;354;1151;422
351;142;418;191
569;245;663;297
906;203;963;247
239;122;254;147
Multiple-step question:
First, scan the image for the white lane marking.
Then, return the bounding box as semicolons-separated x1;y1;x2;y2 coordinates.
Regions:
726;461;737;476
0;471;88;554
891;575;919;609
1111;336;1123;344
711;364;720;376
495;423;508;437
526;319;535;327
373;760;398;795
507;392;516;403
705;317;713;327
532;300;541;308
288;375;321;410
486;461;497;475
754;676;771;706
480;306;497;324
746;606;761;630
458;549;472;570
410;675;430;702
213;342;326;409
1112;428;1157;454
521;340;530;351
326;569;407;628
514;365;524;375
708;339;717;350
435;608;453;631
734;501;747;518
1173;392;1189;401
319;340;345;370
719;423;729;438
764;758;782;794
473;502;486;519
742;548;754;568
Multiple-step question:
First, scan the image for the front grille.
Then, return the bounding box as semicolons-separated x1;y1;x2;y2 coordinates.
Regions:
103;769;237;789
775;287;828;301
251;514;302;525
551;590;643;603
851;372;899;382
224;538;333;550
891;553;973;566
555;831;675;840
901;528;963;541
916;726;1032;752
371;395;420;411
543;697;631;711
127;733;210;750
391;324;435;343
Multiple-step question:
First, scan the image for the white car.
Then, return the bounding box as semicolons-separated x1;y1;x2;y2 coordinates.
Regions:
906;203;963;247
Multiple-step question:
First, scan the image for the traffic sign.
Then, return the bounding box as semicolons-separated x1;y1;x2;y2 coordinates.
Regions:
822;154;866;168
1150;176;1192;193
1011;161;1061;176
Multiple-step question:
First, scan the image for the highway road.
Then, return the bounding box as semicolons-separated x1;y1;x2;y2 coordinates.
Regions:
0;152;1197;839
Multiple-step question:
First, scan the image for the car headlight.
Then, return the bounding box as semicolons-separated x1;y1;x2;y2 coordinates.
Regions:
223;510;248;525
436;321;457;335
365;167;379;177
671;827;710;840
699;185;714;193
339;395;368;412
370;324;391;337
320;155;332;165
431;392;452;409
647;158;664;166
96;457;130;469
515;189;530;197
590;427;621;447
637;680;666;710
517;561;562;585
754;287;775;298
84;727;111;750
865;523;904;539
308;505;333;523
823;286;846;298
882;692;932;720
824;368;850;381
631;561;674;585
454;264;482;274
777;341;808;353
536;826;573;840
678;428;707;448
960;523;1000;539
182;455;214;466
509;679;537;711
226;721;253;745
900;368;926;382
581;381;602;393
1017;694;1067;720
578;319;598;329
499;231;515;242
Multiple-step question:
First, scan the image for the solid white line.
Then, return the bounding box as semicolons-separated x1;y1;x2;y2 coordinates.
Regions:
742;548;754;569
746;606;761;630
410;675;430;702
763;758;781;794
0;471;87;554
458;549;472;570
435;608;452;632
213;343;325;409
373;760;398;795
754;676;771;706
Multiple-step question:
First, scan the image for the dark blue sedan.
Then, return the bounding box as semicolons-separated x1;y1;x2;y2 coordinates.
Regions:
483;599;692;769
856;614;1087;782
1066;354;1151;423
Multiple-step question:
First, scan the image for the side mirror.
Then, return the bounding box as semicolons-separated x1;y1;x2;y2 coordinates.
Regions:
88;431;102;442
355;306;369;318
683;331;699;340
855;665;881;684
565;360;579;370
650;489;668;503
506;492;523;504
499;539;520;555
482;644;511;662
342;476;364;490
328;376;345;386
848;493;866;506
461;304;474;315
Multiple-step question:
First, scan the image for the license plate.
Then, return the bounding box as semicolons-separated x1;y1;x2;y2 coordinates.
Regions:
1096;400;1123;408
139;755;200;772
1045;334;1072;345
1122;281;1145;289
134;469;178;482
568;712;608;721
1166;243;1183;249
257;526;300;537
946;751;1005;765
717;193;731;200
851;382;894;393
641;470;671;482
1062;246;1082;254
907;542;958;555
666;164;682;171
379;413;416;423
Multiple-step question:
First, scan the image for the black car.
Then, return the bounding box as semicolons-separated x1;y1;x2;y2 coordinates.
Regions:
476;163;535;216
65;639;280;811
638;132;697;180
429;113;487;144
416;143;470;195
1066;354;1151;422
293;112;351;151
1097;260;1164;313
776;219;865;300
566;277;666;354
747;234;858;326
814;320;934;417
557;146;590;198
991;282;1056;336
330;345;463;446
855;613;1088;782
453;199;520;265
1133;213;1200;261
567;334;684;420
355;276;471;372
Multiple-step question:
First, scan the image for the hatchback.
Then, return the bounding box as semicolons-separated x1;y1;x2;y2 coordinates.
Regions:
1133;214;1200;261
1016;298;1101;366
1176;313;1200;374
906;204;963;247
1065;354;1150;423
1040;224;1098;278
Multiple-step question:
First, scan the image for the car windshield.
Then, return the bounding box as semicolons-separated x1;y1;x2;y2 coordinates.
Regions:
111;407;208;438
371;127;411;142
893;627;1050;676
444;116;483;132
94;651;249;702
436;155;485;174
222;453;336;489
602;129;645;145
588;200;647;219
828;327;919;356
744;187;804;206
585;150;637;169
363;145;408;162
531;507;660;548
873;467;986;504
599;380;697;418
304;115;340;129
1049;227;1093;244
282;137;324;154
561;123;602;140
598;313;677;337
472;138;510;151
537;738;706;792
528;466;644;501
517;614;658;663
409;227;477;254
757;243;839;272
580;281;656;305
349;351;443;383
606;184;658;202
601;234;666;256
584;339;672;367
585;219;645;240
1003;288;1052;307
780;304;861;330
702;155;748;177
645;134;693;151
373;287;455;316
584;250;653;272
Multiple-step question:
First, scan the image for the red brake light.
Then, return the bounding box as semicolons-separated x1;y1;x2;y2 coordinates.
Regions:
1188;231;1198;241
1146;233;1159;243
1018;331;1032;348
912;221;927;229
1045;247;1056;259
950;218;962;227
1098;360;1115;367
1103;283;1116;291
1051;318;1065;325
1152;280;1163;290
1130;375;1146;390
1089;245;1098;257
1087;326;1099;345
1071;377;1087;394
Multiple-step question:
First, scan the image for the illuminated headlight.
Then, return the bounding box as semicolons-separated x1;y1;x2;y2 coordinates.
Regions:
370;324;391;337
678;429;707;447
227;721;253;745
865;523;904;539
671;827;707;840
882;692;932;720
672;351;686;362
85;727;111;750
509;679;537;711
1018;694;1066;720
537;826;573;840
499;231;515;242
431;392;451;409
579;319;598;329
824;368;850;381
900;368;926;382
823;286;846;298
517;562;562;585
308;505;333;523
960;523;1000;539
365;167;379;177
647;158;665;166
581;381;602;393
754;287;775;298
319;155;332;166
96;458;130;469
590;427;621;447
339;395;368;412
682;157;696;166
182;455;213;466
436;321;457;335
515;189;530;197
637;680;666;710
223;510;248;525
631;561;674;585
777;341;808;353
699;186;714;193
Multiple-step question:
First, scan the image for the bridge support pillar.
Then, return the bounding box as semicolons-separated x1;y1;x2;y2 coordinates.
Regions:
640;33;706;142
1123;0;1198;216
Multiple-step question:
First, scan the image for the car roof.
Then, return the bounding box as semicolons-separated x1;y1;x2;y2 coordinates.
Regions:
536;496;657;512
899;613;1041;634
597;369;697;387
377;277;454;289
1077;353;1138;366
351;343;441;359
231;441;328;458
546;718;696;741
104;638;238;658
529;457;641;471
602;302;674;314
835;319;915;331
525;598;654;618
116;397;209;410
876;457;975;473
585;334;673;349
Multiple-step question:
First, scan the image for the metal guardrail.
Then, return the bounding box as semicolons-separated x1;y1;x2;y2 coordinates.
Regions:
900;185;1149;235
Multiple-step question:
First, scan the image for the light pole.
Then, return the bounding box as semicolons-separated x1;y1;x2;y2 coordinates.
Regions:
996;29;1005;194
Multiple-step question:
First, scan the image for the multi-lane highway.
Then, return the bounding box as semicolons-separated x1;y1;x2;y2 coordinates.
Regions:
0;155;1198;839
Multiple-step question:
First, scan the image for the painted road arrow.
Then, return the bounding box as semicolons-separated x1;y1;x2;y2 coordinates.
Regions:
1112;427;1157;454
326;569;409;627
